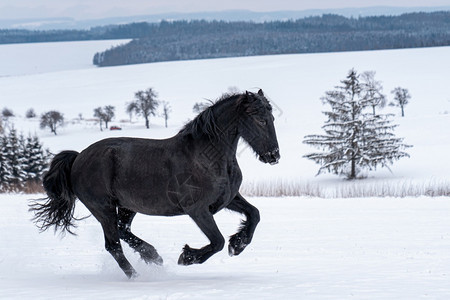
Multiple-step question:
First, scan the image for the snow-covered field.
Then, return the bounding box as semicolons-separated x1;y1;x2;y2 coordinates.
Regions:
0;39;130;77
0;41;449;298
2;194;450;299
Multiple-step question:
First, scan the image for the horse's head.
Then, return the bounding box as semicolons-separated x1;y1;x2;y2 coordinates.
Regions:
238;90;280;165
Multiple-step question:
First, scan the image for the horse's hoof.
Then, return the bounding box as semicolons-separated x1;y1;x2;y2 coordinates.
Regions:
154;255;164;266
136;243;164;265
145;254;163;266
229;234;248;256
126;269;139;279
178;244;196;265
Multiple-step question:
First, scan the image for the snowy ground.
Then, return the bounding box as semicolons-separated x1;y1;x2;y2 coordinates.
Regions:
0;41;449;298
1;194;450;299
0;39;130;77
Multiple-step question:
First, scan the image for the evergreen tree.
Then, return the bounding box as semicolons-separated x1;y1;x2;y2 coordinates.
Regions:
3;128;26;187
0;135;9;190
22;134;49;183
303;69;411;179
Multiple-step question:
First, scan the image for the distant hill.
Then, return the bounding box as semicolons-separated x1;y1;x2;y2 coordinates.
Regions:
1;6;449;30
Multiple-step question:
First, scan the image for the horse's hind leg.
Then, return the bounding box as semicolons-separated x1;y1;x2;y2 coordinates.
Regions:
178;208;225;265
226;193;260;256
117;207;163;265
81;198;137;278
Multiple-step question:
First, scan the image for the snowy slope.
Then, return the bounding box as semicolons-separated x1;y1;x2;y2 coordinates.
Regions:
0;39;130;77
0;43;449;184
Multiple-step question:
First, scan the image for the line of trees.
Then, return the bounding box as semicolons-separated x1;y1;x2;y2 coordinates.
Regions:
0;127;50;192
92;12;450;67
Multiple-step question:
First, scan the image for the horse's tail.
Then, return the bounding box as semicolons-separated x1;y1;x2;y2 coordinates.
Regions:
30;150;80;235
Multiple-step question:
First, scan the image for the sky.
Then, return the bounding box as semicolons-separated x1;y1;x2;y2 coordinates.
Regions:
1;0;450;20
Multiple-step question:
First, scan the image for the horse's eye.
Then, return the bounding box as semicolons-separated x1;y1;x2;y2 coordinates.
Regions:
258;119;267;126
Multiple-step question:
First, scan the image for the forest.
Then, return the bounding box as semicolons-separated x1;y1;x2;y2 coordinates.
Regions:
91;11;450;66
88;11;448;66
0;12;449;66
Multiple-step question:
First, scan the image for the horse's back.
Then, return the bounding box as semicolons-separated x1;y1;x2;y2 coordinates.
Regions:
71;136;190;215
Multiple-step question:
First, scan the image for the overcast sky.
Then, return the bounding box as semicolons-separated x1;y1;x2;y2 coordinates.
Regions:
1;0;449;20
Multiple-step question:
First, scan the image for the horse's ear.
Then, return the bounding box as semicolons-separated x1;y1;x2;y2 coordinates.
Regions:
245;91;256;102
257;89;264;97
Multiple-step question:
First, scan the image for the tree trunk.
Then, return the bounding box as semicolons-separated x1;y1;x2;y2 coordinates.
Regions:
401;105;404;117
51;124;57;135
145;117;149;129
350;158;356;179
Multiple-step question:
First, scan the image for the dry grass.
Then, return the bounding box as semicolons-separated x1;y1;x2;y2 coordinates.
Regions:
240;178;450;198
1;178;449;198
0;181;45;194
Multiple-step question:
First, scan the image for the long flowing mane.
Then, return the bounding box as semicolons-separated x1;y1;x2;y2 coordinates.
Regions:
179;93;243;139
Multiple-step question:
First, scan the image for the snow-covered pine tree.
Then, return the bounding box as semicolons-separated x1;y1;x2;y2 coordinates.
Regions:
303;69;411;179
22;134;49;184
3;128;27;188
0;134;9;190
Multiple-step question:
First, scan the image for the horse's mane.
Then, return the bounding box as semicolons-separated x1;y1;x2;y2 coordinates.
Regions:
179;93;243;139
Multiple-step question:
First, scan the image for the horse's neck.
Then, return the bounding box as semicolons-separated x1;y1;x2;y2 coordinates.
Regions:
212;104;241;154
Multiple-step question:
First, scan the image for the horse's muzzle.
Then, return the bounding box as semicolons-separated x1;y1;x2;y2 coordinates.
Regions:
259;148;280;165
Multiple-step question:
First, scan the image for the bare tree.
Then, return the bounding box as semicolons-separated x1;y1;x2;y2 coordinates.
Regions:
93;107;104;131
2;107;14;118
126;101;138;122
192;102;209;114
127;88;159;129
390;87;411;117
94;105;116;130
26;108;37;119
161;101;171;128
360;71;386;115
102;105;115;129
40;111;64;135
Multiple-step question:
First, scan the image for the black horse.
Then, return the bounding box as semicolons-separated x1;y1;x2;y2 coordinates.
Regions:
31;89;280;278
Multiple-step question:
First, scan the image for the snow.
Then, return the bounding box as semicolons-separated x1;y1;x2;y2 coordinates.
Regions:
2;194;450;299
0;41;449;298
0;39;130;77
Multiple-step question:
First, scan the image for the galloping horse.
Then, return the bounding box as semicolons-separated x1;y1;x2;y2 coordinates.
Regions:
31;90;280;278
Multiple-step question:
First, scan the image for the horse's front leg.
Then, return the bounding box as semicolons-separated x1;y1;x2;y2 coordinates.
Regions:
178;208;225;265
226;193;260;256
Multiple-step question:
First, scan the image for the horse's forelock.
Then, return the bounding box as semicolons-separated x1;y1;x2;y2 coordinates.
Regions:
239;91;272;116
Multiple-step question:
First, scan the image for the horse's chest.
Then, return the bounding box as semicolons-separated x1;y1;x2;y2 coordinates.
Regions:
208;163;242;214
